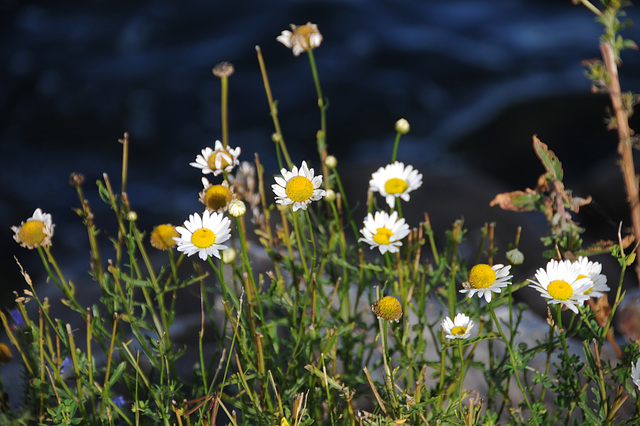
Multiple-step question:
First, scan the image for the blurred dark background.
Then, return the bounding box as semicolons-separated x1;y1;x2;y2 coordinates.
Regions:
2;0;640;309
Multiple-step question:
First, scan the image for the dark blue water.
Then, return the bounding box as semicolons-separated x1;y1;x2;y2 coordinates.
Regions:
3;0;640;301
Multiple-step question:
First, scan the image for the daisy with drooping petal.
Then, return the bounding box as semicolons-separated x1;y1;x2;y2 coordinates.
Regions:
11;208;55;249
174;210;231;260
272;161;326;211
190;140;241;176
573;256;609;298
460;264;512;303
631;358;640;391
199;177;233;212
277;22;323;56
359;211;410;254
369;162;423;208
528;259;591;314
441;313;474;340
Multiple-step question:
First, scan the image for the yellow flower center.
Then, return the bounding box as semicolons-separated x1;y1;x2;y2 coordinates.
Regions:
285;176;314;202
207;149;232;171
547;280;573;301
468;264;496;289
18;220;46;246
576;274;594;295
191;228;216;249
204;185;232;210
384;177;408;195
451;326;467;336
371;296;403;321
373;227;393;245
150;224;179;250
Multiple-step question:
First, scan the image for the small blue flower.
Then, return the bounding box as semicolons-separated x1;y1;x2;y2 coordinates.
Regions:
60;356;73;374
113;396;126;408
9;309;25;328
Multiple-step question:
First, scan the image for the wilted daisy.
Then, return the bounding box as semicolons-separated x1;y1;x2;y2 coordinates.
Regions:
371;296;403;322
460;264;512;303
441;313;474;340
631;358;640;391
199;177;233;212
369;162;423;208
12;208;55;249
277;22;323;56
190;140;241;176
272;161;325;211
359;211;410;254
528;259;591;314
149;224;179;250
174;211;231;260
573;256;609;298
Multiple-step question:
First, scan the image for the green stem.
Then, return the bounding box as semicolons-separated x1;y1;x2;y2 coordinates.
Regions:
489;306;538;425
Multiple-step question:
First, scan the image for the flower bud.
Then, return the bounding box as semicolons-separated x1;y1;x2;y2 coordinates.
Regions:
126;211;138;222
395;118;410;134
228;199;246;217
324;155;337;169
506;248;524;265
324;188;336;202
222;247;237;264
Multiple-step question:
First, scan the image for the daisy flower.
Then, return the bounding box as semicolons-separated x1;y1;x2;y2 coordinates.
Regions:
369;161;423;208
174;210;231;260
11;208;55;249
441;313;474;340
359;211;410;254
631;358;640;391
190;140;241;176
573;256;609;298
199;177;233;212
149;224;179;250
460;264;512;303
277;22;323;56
528;259;591;314
371;296;403;322
272;161;326;211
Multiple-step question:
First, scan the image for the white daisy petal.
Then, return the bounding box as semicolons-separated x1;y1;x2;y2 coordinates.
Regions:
573;256;609;298
528;259;590;313
369;161;423;208
174;211;231;260
272;161;326;211
190;141;241;176
460;264;512;303
359;210;411;254
441;313;474;340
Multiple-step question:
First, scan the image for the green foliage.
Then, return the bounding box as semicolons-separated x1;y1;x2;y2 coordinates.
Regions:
2;2;640;425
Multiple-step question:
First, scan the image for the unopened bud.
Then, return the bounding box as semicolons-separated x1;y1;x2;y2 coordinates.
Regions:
395;118;410;134
228;199;246;217
324;189;336;202
324;155;337;169
222;247;237;264
506;248;524;265
126;211;138;222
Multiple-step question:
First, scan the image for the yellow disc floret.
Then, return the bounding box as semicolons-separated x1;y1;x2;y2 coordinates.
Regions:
468;264;497;289
285;176;314;203
373;227;393;245
371;296;403;322
150;224;179;250
204;185;232;211
384;177;408;195
191;228;216;249
575;274;594;295
548;280;573;301
450;326;467;336
17;220;47;247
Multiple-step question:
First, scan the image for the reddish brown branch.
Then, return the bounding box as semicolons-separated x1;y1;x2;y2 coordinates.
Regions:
600;42;640;285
